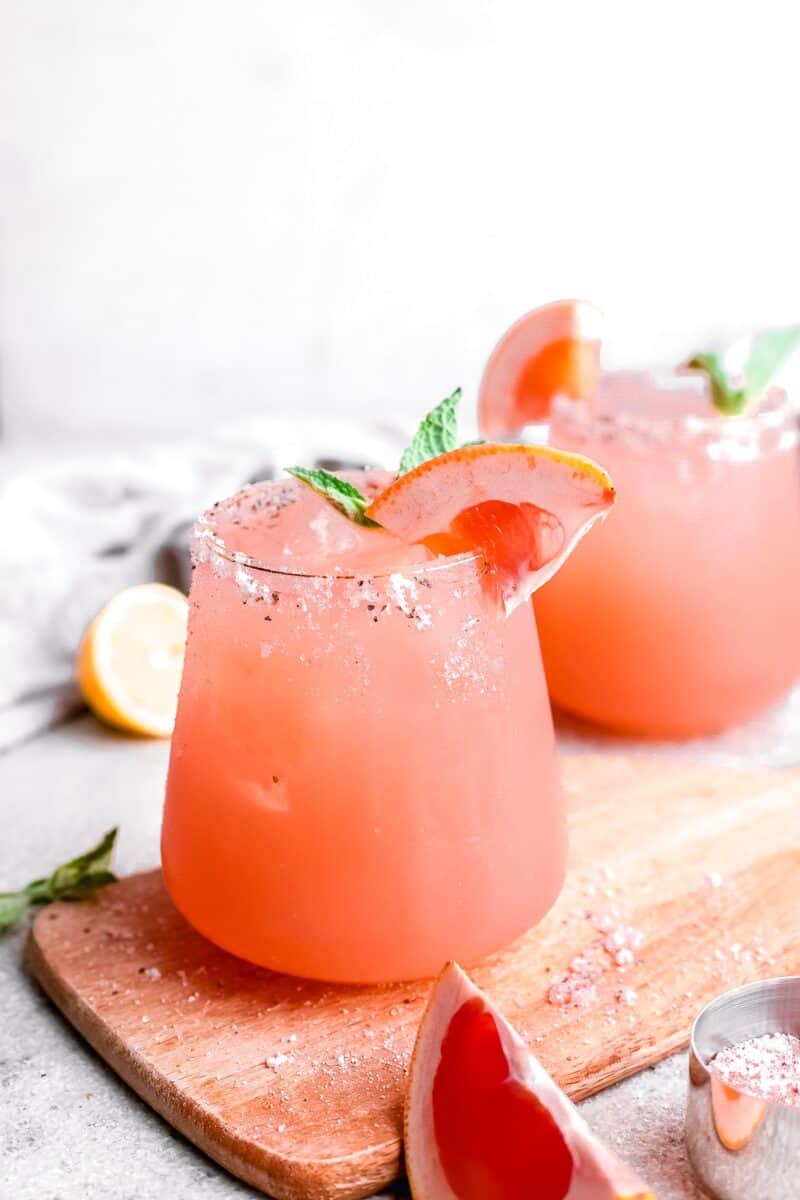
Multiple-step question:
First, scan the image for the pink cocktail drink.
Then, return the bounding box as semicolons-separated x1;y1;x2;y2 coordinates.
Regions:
162;472;566;983
535;371;800;736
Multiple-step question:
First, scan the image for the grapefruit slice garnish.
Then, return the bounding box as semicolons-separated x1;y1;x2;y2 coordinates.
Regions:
710;1076;767;1151
405;963;654;1200
366;444;615;614
478;299;603;437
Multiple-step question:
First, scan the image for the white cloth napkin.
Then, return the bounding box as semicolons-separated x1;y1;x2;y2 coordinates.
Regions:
0;417;407;751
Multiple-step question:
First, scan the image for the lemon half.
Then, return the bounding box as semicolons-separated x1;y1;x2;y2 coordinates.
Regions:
77;583;189;737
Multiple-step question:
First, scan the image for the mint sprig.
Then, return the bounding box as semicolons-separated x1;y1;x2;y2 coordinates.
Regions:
288;387;464;527
685;351;745;415
687;325;800;415
286;467;381;527
398;388;461;474
0;828;118;934
742;327;800;399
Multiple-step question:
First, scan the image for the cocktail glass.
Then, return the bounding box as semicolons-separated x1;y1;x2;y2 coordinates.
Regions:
162;472;566;983
535;370;800;736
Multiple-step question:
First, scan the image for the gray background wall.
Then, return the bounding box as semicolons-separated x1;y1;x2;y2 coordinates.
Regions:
2;1;798;441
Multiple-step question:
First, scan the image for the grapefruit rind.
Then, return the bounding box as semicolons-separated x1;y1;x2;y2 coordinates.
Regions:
479;299;603;436
405;963;654;1200
366;444;615;614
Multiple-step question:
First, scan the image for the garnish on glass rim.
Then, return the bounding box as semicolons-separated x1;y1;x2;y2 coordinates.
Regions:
478;299;604;437
398;387;461;474
287;389;615;612
284;466;380;528
287;388;463;526
366;442;615;614
0;827;118;934
687;325;800;416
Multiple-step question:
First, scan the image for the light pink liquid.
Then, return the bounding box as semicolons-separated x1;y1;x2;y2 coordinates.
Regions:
535;373;800;737
162;472;566;982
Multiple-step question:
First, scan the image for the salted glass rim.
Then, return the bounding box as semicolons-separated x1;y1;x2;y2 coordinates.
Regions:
192;484;485;582
550;367;797;440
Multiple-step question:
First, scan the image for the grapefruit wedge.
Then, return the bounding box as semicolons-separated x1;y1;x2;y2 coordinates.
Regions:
479;300;603;437
405;963;654;1200
366;444;614;614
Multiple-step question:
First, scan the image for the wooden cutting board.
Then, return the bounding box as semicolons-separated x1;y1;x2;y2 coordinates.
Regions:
27;755;800;1200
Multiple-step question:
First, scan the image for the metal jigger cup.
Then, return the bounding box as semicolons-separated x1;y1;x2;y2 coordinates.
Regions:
686;977;800;1199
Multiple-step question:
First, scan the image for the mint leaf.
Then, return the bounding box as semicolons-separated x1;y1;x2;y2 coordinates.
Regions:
23;877;51;905
46;827;118;899
688;326;800;415
742;326;800;402
398;388;461;475
288;389;464;524
0;828;118;935
286;467;381;527
0;892;30;932
686;351;746;415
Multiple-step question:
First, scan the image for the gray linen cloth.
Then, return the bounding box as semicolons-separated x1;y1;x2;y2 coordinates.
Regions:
0;416;406;751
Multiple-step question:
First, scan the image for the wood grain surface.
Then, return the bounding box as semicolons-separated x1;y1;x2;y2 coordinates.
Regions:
27;755;800;1200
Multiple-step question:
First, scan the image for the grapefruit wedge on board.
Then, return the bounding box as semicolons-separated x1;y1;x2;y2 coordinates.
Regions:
366;443;615;614
405;963;654;1200
478;299;603;437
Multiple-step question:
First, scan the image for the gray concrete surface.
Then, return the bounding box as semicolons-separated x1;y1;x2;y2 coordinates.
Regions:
2;714;732;1199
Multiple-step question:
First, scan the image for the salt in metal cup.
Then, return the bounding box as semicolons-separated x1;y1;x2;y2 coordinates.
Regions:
686;976;800;1199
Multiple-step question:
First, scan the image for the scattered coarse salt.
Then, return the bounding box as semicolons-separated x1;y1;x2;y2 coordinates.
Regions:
265;1053;293;1069
615;986;638;1007
569;953;602;979
705;871;725;889
546;909;645;1008
711;1033;800;1108
548;979;598;1008
602;925;644;957
599;924;644;969
589;909;618;934
547;952;603;1008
